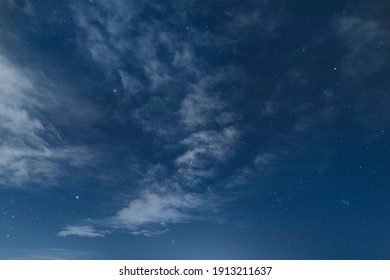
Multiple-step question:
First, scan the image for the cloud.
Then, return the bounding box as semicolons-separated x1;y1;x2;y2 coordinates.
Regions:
57;226;105;237
71;1;195;138
178;127;239;166
64;0;245;237
111;191;205;228
262;101;280;116
58;161;221;237
254;153;277;167
174;67;242;183
131;96;175;136
2;0;35;15
175;127;239;183
225;0;278;35
226;166;254;188
231;11;261;28
179;93;225;130
253;152;286;175
117;70;143;95
59;190;211;237
0;53;91;187
130;229;169;237
71;0;242;131
178;70;240;128
71;1;143;70
334;16;389;78
71;0;175;91
0;146;91;186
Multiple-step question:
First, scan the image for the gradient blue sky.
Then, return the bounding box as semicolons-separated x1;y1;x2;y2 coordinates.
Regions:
0;0;389;259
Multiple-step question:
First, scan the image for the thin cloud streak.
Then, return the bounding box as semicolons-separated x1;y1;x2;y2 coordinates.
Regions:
58;226;106;238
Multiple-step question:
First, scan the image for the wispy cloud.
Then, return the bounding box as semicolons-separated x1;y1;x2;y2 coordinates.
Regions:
59;189;214;237
179;92;225;130
225;166;254;188
178;69;240;131
176;127;239;174
64;0;246;237
262;100;281;116
334;15;388;78
58;159;221;237
130;229;169;237
0;53;91;187
110;191;205;228
225;0;279;37
71;0;176;92
57;226;106;238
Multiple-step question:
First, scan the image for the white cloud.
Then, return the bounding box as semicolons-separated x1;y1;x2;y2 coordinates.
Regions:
58;188;212;237
111;191;205;228
0;53;91;187
71;0;243;134
174;127;239;184
130;229;169;237
58;187;211;238
178;67;241;128
59;184;213;237
0;146;90;185
254;153;277;166
334;16;388;77
177;127;239;166
57;226;105;238
71;1;198;137
179;92;225;130
71;1;173;91
65;1;244;237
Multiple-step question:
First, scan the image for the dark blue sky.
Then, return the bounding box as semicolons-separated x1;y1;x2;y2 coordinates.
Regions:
0;0;389;259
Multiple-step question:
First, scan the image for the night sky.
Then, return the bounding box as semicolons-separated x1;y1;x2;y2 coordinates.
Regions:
0;0;389;260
